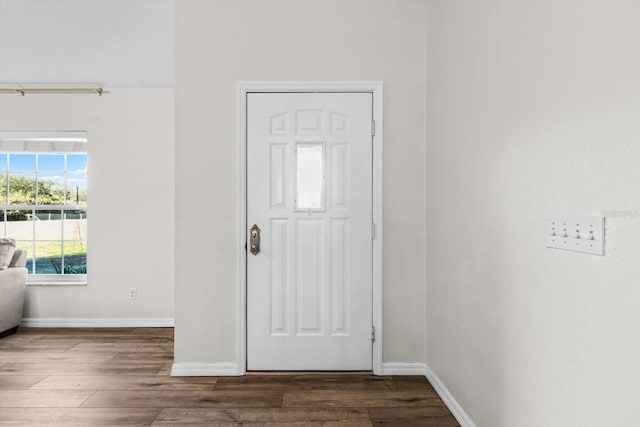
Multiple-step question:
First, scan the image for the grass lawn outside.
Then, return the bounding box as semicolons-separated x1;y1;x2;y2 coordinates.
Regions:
16;241;86;274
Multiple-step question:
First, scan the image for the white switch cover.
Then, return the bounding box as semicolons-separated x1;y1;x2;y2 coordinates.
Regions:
545;216;604;255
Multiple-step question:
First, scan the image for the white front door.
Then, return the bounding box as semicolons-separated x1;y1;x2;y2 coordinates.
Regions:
247;92;373;370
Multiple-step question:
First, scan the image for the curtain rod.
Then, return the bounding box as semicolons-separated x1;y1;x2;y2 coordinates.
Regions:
0;88;104;96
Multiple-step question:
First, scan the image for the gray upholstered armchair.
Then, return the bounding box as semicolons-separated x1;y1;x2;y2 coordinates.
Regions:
0;250;27;338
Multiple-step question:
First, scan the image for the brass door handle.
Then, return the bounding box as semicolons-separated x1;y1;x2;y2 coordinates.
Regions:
249;224;261;255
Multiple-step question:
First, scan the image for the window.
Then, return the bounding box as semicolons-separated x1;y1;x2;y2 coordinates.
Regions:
295;143;325;211
0;131;87;284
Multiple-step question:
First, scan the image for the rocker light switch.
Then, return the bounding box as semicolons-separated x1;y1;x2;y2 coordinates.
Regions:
545;216;604;255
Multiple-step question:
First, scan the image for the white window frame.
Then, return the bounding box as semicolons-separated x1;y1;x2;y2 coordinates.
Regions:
0;131;87;285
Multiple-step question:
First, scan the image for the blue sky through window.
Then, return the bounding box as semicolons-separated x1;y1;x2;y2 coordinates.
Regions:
67;155;86;172
39;155;65;171
1;154;87;190
10;154;36;171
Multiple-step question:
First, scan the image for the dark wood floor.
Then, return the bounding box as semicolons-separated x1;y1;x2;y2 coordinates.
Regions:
0;327;459;426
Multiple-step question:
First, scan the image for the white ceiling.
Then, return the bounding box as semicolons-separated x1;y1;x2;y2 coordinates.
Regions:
0;0;173;88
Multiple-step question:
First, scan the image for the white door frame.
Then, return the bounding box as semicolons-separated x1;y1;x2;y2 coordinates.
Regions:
237;81;383;375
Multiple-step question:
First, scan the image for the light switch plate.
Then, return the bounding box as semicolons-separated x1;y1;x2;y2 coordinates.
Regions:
545;216;604;255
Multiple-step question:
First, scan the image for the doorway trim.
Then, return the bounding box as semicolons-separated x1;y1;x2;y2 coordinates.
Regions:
237;82;383;375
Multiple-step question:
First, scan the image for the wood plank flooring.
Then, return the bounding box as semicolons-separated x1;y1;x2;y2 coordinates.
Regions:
0;328;459;426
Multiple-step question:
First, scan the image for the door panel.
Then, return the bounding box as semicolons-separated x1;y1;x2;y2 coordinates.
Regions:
247;93;372;370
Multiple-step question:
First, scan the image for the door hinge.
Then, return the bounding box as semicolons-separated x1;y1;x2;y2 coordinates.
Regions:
371;223;376;240
371;326;376;342
371;120;376;136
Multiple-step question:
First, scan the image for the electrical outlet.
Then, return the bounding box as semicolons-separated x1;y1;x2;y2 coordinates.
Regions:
128;288;137;300
545;216;604;255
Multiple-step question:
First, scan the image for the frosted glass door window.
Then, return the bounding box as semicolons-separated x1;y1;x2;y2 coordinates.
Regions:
296;144;325;210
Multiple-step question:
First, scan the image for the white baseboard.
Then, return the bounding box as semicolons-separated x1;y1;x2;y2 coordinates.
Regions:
171;362;241;377
424;364;477;427
20;318;175;328
380;362;427;375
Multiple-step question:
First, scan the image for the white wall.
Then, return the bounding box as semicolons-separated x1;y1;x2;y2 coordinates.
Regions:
174;0;427;366
0;0;173;88
0;89;175;322
425;1;640;426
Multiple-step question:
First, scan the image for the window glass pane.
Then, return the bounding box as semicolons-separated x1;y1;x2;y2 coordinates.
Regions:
35;210;62;240
16;241;33;274
9;154;35;171
5;210;33;240
34;210;63;222
63;241;87;274
66;173;87;205
35;241;62;274
9;173;36;204
63;210;87;241
0;154;7;172
37;174;65;205
38;155;65;172
67;155;87;173
296;144;325;210
0;174;7;204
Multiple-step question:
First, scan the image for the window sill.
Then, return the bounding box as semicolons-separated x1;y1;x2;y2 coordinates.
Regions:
27;281;87;286
26;275;87;286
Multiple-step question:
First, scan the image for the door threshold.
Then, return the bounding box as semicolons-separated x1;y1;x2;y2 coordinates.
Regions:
246;371;373;376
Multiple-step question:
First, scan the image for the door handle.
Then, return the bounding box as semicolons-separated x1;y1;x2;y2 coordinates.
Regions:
249;224;261;255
